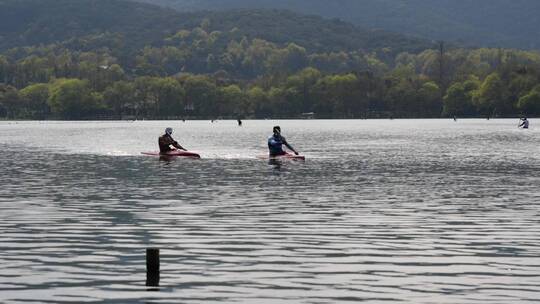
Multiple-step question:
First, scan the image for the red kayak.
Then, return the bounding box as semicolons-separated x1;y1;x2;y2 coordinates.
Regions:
257;152;305;161
141;150;201;158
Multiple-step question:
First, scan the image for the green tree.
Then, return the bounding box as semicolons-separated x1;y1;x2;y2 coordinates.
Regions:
473;73;511;117
0;55;9;83
136;47;187;76
19;83;50;119
417;81;442;116
242;39;276;77
383;65;419;117
181;75;218;116
267;87;286;117
133;76;184;117
0;84;21;118
106;64;126;82
266;43;308;75
219;84;246;116
313;73;364;117
103;81;135;118
284;67;322;113
153;77;185;116
248;86;270;118
48;79;105;119
508;72;538;103
517;85;540;115
443;80;478;117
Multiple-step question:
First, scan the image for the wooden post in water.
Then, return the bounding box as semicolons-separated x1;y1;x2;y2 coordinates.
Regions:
146;248;160;287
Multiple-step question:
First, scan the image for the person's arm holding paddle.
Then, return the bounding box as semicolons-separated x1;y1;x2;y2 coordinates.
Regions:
282;136;299;155
171;140;187;151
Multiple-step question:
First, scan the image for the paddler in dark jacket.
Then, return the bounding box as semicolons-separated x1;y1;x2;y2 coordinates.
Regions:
268;126;299;157
159;127;187;153
519;117;529;129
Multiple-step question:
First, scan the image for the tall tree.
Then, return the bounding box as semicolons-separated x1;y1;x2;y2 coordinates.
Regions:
48;79;104;119
19;83;50;119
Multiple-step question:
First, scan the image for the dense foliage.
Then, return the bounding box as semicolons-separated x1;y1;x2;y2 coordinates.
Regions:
0;0;428;55
1;0;540;119
137;0;540;49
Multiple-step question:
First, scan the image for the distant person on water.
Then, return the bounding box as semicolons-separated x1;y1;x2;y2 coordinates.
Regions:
519;117;529;129
159;127;187;153
268;126;299;157
237;119;242;126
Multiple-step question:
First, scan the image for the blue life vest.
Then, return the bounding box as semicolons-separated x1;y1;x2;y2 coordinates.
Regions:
268;135;286;155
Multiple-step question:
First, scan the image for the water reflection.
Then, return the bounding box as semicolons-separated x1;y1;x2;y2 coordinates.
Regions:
268;158;282;171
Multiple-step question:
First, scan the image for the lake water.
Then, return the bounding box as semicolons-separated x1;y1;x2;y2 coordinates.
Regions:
1;119;539;303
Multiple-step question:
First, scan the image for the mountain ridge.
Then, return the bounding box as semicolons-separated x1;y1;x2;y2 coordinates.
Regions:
133;0;540;49
0;0;431;55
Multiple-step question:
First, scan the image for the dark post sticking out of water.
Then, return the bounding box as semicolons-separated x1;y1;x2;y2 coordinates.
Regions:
146;248;160;287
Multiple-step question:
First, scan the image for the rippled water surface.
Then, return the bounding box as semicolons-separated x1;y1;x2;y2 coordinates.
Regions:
1;119;539;303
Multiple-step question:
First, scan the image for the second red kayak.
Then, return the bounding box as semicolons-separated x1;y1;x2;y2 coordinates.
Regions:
141;150;201;158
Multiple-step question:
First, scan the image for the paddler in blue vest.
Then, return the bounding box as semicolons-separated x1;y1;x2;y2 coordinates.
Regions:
159;127;187;153
268;126;299;157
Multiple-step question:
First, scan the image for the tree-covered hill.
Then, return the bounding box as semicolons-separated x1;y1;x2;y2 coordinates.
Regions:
1;0;540;120
135;0;540;49
0;0;182;51
0;0;429;55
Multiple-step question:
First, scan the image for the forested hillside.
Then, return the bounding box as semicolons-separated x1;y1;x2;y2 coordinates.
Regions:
1;0;540;120
136;0;540;49
0;0;428;55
